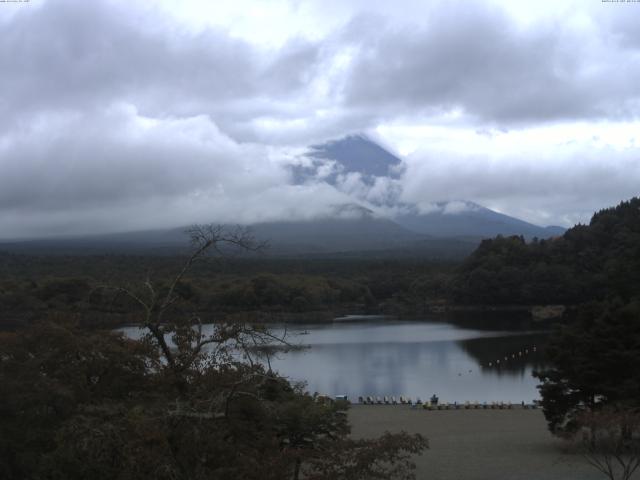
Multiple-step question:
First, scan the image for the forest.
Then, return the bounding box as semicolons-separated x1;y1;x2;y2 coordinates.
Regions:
0;253;456;330
2;198;640;479
3;198;639;330
1;226;429;479
451;197;640;306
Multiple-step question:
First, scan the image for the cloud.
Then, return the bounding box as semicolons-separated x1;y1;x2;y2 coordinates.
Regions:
399;140;640;227
0;0;321;134
442;201;478;215
341;2;640;125
0;103;351;238
1;0;639;238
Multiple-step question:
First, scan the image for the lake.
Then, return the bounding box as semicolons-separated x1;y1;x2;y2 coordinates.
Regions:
120;316;548;404
260;317;548;404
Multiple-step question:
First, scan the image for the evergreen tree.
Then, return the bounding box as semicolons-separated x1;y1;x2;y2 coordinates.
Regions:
535;300;640;434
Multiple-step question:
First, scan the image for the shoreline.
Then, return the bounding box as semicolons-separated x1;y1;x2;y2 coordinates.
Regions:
348;405;602;480
109;304;563;330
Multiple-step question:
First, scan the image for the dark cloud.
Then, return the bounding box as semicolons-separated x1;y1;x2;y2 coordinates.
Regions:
1;0;639;238
401;145;640;226
341;4;640;124
0;104;349;237
0;0;319;127
0;0;346;238
1;107;258;210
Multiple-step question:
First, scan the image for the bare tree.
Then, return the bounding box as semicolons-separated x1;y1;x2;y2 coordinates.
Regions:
100;224;292;409
92;225;428;479
110;225;262;365
573;407;640;480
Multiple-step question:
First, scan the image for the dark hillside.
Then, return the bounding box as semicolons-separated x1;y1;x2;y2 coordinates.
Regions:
452;197;640;305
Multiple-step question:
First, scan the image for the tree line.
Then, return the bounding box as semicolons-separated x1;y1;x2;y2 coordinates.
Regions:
0;254;455;329
451;198;640;306
0;226;428;479
452;197;640;478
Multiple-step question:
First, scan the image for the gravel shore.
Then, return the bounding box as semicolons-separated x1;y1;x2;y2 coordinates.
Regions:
348;405;607;480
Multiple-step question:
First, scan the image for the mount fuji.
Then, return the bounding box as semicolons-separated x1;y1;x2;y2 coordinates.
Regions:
296;134;565;240
0;135;564;257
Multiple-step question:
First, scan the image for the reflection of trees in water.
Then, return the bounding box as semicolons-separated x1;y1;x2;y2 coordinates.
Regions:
446;310;548;332
276;338;477;397
267;321;550;399
458;333;549;377
308;341;432;395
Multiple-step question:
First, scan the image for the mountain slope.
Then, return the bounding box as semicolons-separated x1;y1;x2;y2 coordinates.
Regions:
308;134;402;178
394;201;565;239
0;135;568;256
245;203;425;253
0;203;480;258
309;135;565;239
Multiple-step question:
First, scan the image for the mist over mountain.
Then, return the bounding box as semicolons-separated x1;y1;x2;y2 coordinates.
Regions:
393;201;566;239
301;135;565;240
0;203;474;258
0;135;566;257
249;204;420;254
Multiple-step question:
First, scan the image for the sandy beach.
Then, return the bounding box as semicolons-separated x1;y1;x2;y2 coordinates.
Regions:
349;405;607;480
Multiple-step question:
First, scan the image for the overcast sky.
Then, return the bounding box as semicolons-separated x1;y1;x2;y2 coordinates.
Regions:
1;0;639;238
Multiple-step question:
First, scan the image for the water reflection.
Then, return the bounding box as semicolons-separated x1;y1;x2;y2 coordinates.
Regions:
264;319;548;403
459;333;548;376
118;317;549;403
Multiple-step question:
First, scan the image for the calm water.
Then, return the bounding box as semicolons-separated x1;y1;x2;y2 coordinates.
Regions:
120;317;548;403
261;318;548;403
